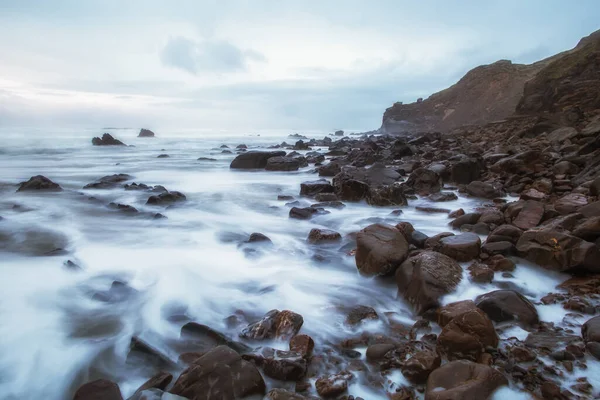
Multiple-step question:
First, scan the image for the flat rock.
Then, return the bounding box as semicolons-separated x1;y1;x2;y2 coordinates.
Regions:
438;233;481;262
355;223;408;276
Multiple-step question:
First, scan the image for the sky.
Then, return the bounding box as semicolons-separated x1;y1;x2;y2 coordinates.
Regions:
0;1;599;132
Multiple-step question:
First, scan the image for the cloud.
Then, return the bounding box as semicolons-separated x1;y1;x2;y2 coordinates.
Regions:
160;36;266;75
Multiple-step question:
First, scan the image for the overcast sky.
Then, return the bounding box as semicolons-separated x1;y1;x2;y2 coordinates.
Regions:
0;1;598;132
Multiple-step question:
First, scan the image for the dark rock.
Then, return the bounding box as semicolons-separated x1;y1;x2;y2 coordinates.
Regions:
248;347;307;381
240;310;303;341
247;233;272;244
170;346;265;400
146;191;186;206
355;223;408;276
487;224;523;244
572;216;600;241
289;335;314;358
428;192;458;202
404;168;442;195
512;200;544;230
73;379;123;400
197;157;217;161
366;343;395;363
230;151;286;169
107;203;138;213
315;372;352;398
138;128;155;137
481;241;514;256
290;207;319;220
516;229;600;272
438;233;481;262
314;192;337;202
582;315;600;343
300;180;334;197
586;342;600;360
318;162;342;177
307;228;341;244
366;185;408;206
475;290;539;328
266;157;300;171
466;181;504;199
92;133;126;146
401;350;441;384
396;251;462;314
84;174;132;189
437;307;498;361
555;193;589;214
425;360;508;400
449;213;481;230
468;262;494;283
437;300;478;327
345;305;378;326
17;175;62;192
310;201;345;209
133;372;173;394
451;158;482;184
0;225;69;256
265;389;310;400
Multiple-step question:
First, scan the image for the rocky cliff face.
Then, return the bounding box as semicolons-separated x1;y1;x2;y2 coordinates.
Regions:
382;29;600;134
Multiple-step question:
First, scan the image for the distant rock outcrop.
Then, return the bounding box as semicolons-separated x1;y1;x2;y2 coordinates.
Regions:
382;29;600;134
92;133;126;146
138;128;155;137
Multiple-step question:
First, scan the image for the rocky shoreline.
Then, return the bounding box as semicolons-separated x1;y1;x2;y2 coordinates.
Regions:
3;113;599;400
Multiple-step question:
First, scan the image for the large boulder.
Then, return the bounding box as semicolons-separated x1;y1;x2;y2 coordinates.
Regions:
437;233;481;262
138;128;155;137
240;310;303;341
437;307;498;361
451;158;482;184
582;316;600;343
73;379;123;400
516;229;600;272
425;360;508;400
170;346;265;400
511;200;544;230
265;157;300;171
230;151;286;169
465;181;504;199
355;224;409;276
146;191;186;206
92;133;125;146
554;193;589;215
300;180;334;197
366;185;408;206
17;175;62;192
395;251;463;314
401;350;441;384
475;290;539;328
404;168;442;195
572;217;600;241
333;164;400;201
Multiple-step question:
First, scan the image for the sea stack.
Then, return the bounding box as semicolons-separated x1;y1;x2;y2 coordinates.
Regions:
138;128;155;137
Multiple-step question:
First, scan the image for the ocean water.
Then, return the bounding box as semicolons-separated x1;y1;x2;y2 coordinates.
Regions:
0;128;597;399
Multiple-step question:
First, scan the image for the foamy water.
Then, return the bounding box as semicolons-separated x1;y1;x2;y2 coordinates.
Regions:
0;128;596;399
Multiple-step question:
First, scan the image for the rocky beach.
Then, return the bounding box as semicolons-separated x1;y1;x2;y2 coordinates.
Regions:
1;26;600;400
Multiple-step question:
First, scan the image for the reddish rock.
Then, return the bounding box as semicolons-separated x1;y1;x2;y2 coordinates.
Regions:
345;305;379;326
438;233;481;262
582;315;600;343
289;335;314;358
315;372;352;398
401;350;441;384
355;224;409;276
466;181;504;199
404;168;442;195
307;228;342;244
512;200;544;230
240;310;303;341
487;224;523;244
437;308;498;361
520;188;547;201
437;300;478;327
475;290;539;328
133;371;173;394
468;262;494;283
554;193;589;215
73;379;123;400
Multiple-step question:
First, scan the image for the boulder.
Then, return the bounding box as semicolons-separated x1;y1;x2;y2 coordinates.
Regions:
289;207;319;220
437;300;478;328
247;233;272;244
437;308;498;361
345;305;379;326
240;310;303;341
572;217;600;241
554;193;589;214
468;262;494;283
547;127;577;143
404;168;442;195
355;224;409;276
396;251;463;314
230;151;286;169
146;191;186;205
318;162;342;177
553;160;579;175
487;224;523;244
138;128;155;137
307;228;341;244
265;157;300;171
590;177;600;196
83;174;132;189
314;192;337;202
511;200;544;230
428;192;458;202
582;316;600;343
437;233;481;262
170;346;265;400
425;360;508;400
247;347;307;381
92;133;126;146
366;185;408;206
450;158;482;184
289;334;314;358
516;229;600;272
475;290;539;328
299;180;334;197
266;389;311;400
465;181;504;199
315;372;352;398
74;379;123;400
133;372;173;394
401;350;441;384
0;224;69;256
17;175;62;192
449;213;481;230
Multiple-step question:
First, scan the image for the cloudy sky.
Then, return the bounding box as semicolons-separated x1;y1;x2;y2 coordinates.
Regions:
0;1;598;132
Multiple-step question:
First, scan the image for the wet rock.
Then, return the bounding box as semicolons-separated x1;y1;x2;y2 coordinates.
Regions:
300;180;335;197
133;372;173;394
315;372;352;398
345;305;379;326
428;192;458;202
266;389;312;400
74;379;123;400
197;157;217;161
310;201;346;209
17;175;62;192
157;154;170;158
512;200;544;230
520;188;547;201
396;251;462;315
307;228;342;244
547;127;577;143
487;224;523;244
449;213;481;230
138;128;155;137
332;174;370;201
245;347;307;381
437;307;498;361
475;290;539;328
366;185;408;206
0;225;69;256
404;168;442;195
247;233;272;244
516;229;600;272
437;301;478;327
181;322;250;354
425;360;508;400
437;233;481;262
468;262;494;283
401;350;441;384
107;203;138;214
289;334;314;358
318;162;342;177
230;151;286;169
170;346;265;400
314;192;337;202
92;133;126;146
451;158;482;184
366;343;395;362
481;241;514;256
266;156;301;171
290;207;321;220
146;191;186;206
240;309;303;341
355;223;408;276
572;216;600;241
555;193;588;215
586;342;600;360
124;183;166;192
416;206;450;214
582;315;600;343
84;174;132;189
466;181;504;199
580;201;600;217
